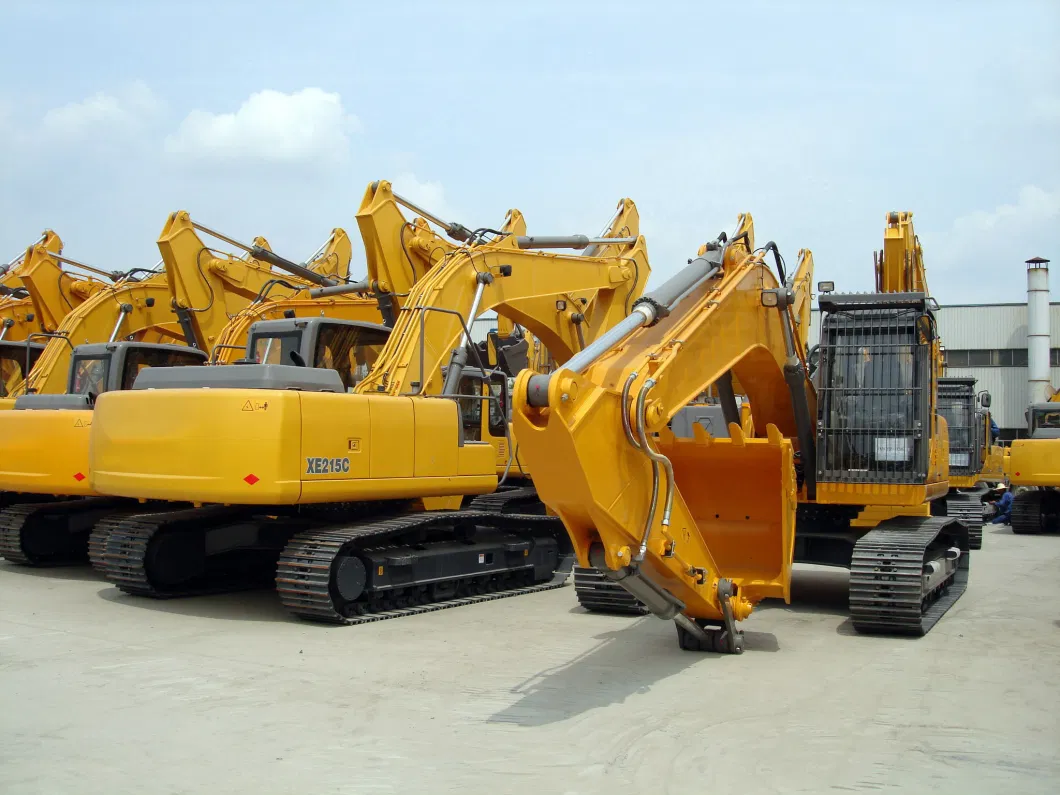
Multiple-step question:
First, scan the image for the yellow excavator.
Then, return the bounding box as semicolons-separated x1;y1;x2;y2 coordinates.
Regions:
89;198;649;622
82;181;487;574
515;210;968;653
796;211;968;635
1;233;108;398
0;216;359;565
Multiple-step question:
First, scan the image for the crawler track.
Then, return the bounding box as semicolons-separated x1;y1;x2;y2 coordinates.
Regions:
849;516;969;635
97;505;285;597
572;566;647;614
1010;491;1059;534
276;509;572;624
945;489;986;549
468;485;547;514
0;497;133;566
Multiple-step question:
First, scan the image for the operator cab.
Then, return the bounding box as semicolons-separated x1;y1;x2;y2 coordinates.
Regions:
132;317;392;393
938;377;980;475
0;340;45;398
14;341;208;410
815;292;935;485
450;367;509;444
1027;404;1060;440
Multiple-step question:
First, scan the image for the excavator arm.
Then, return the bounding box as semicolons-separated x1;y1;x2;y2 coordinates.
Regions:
157;212;352;353
3;233;105;337
513;216;816;651
875;211;928;294
208;180;464;363
355;198;647;398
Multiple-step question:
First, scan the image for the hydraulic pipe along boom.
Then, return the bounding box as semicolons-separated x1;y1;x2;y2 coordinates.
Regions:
376;182;474;243
188;220;337;287
516;235;638;250
526;249;724;405
309;281;372;298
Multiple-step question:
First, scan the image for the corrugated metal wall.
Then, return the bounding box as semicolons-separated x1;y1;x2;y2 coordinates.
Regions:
469;313;499;344
807;302;1059;432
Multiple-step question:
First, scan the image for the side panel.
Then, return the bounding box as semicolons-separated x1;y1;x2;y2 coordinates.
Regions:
299;392;371;481
369;396;414;479
413;399;459;477
296;394;496;503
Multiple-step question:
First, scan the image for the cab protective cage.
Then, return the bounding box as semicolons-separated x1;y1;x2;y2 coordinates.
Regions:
814;292;935;485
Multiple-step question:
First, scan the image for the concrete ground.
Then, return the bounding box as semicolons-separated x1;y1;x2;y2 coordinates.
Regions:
1;525;1057;795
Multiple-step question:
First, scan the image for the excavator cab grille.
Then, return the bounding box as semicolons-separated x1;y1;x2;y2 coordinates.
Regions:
815;298;933;485
938;377;979;476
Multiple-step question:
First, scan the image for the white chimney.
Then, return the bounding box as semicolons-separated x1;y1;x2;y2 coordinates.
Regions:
1027;256;1051;406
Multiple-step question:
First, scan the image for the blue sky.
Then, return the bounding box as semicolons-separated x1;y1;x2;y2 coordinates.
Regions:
2;0;1058;304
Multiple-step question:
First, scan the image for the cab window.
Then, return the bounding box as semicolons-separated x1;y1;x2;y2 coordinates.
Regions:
456;375;484;442
1033;408;1060;431
71;356;109;395
250;332;301;365
0;343;42;398
0;355;19;397
487;374;508;438
313;324;390;391
120;348;205;391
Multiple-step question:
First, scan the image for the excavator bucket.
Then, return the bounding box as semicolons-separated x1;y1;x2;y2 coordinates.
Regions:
517;379;798;623
659;424;797;603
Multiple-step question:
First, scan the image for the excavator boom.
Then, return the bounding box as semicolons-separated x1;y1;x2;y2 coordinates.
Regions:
513;216;815;650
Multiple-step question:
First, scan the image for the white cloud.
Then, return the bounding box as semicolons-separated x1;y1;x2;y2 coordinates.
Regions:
391;172;454;220
932;185;1060;302
40;81;161;140
164;88;358;163
950;185;1060;237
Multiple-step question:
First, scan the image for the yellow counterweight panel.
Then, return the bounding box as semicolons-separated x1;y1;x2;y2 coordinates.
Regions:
0;409;94;495
1006;440;1060;487
90;388;305;505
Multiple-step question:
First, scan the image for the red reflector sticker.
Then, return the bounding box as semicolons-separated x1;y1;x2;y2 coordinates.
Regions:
73;472;86;482
244;474;260;485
